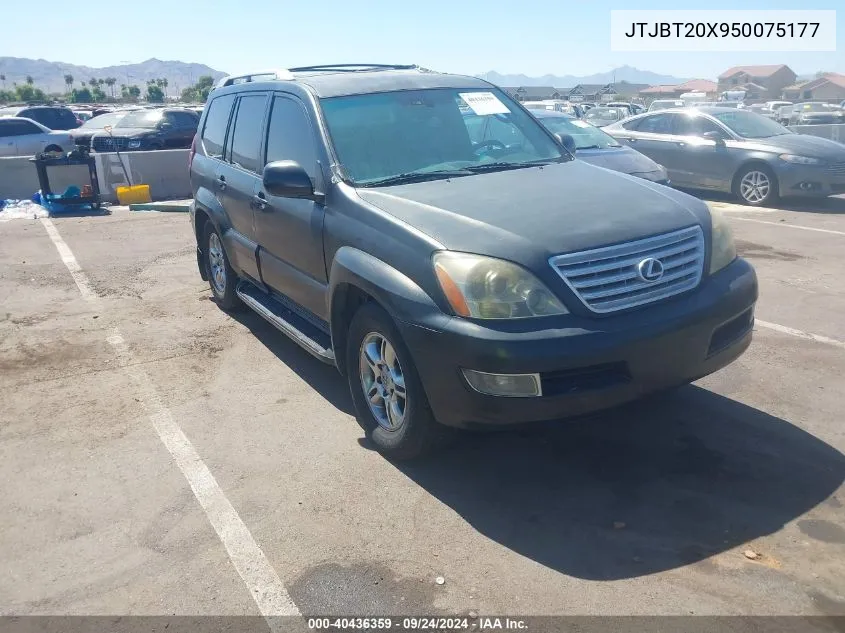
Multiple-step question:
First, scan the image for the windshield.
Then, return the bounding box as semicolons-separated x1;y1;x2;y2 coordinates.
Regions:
82;111;128;129
712;110;791;138
584;108;621;122
536;115;620;149
798;103;838;112
115;110;163;129
320;88;565;186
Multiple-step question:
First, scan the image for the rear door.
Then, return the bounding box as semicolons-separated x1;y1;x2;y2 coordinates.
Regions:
254;93;327;318
217;92;270;283
616;113;685;181
0;120;17;156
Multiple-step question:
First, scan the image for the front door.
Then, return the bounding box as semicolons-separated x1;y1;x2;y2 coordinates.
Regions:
671;114;737;190
253;93;328;319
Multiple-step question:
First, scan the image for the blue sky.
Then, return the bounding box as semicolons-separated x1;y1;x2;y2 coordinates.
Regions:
6;0;843;79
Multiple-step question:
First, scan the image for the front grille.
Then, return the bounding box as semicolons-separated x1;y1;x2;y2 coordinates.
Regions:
827;161;845;177
550;226;705;314
92;135;128;152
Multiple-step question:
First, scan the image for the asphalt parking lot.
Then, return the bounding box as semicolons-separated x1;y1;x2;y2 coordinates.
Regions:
1;193;844;622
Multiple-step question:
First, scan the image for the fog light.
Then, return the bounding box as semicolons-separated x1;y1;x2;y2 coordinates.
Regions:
462;369;542;397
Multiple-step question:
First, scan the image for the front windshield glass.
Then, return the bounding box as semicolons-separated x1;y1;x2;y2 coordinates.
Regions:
537;115;620;149
319;88;564;186
82;111;127;129
712;110;791;138
116;110;163;129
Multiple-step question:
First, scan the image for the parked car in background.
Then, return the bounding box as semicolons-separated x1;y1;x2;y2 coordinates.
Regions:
70;110;131;148
531;110;668;184
605;102;635;116
703;102;741;109
630;104;645;115
788;102;845;126
648;99;685;112
190;65;756;458
524;100;584;117
762;101;792;121
0;117;72;157
0;105;81;130
90;108;200;152
605;107;845;206
72;110;93;122
776;104;794;125
583;106;627;127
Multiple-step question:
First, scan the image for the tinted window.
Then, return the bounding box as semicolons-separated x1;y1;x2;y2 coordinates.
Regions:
674;115;726;137
635;113;677;134
229;95;267;173
54;108;79;130
265;96;317;177
19;108;52;128
167;111;199;129
0;120;41;136
201;94;235;159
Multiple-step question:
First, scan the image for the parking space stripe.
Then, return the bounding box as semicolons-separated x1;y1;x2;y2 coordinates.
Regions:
756;319;845;350
39;217;300;626
726;216;845;236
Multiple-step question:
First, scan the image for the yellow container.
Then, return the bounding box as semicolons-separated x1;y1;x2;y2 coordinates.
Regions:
116;184;151;205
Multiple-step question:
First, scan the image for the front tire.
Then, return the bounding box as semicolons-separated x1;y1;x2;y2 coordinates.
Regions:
346;303;441;460
734;164;778;207
204;224;240;311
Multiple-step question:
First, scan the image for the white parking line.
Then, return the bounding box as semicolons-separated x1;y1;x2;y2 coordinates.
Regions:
756;319;845;350
726;216;845;236
39;217;300;626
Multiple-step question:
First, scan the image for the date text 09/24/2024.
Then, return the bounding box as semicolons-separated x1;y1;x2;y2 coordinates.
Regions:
306;617;528;630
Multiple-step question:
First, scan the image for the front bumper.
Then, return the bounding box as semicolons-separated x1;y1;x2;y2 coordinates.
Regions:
398;257;757;428
776;162;845;197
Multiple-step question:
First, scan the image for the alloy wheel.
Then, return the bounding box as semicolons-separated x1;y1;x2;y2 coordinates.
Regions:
359;332;408;431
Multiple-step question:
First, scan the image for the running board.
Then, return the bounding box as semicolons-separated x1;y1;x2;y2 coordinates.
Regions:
236;282;335;365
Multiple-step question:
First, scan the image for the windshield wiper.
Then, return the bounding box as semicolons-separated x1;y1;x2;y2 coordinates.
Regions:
577;145;603;150
462;160;556;173
360;169;472;187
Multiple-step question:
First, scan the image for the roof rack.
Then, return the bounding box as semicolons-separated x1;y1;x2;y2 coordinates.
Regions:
288;64;420;73
216;69;295;88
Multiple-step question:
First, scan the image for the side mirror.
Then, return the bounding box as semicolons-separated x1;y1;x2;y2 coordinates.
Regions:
555;133;577;155
263;160;317;199
703;131;726;145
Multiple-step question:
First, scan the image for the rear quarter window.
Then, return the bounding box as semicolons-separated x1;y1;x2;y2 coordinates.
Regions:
201;95;235;159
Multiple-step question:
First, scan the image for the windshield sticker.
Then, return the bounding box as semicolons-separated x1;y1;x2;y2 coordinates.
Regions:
459;92;510;115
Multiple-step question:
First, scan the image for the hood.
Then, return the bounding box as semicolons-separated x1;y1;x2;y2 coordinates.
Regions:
355;161;709;267
742;133;845;160
93;128;156;138
575;145;662;175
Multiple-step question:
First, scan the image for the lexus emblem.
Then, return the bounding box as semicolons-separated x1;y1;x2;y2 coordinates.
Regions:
637;257;665;282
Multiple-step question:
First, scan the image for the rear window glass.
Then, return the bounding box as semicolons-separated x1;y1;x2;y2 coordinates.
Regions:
201;95;235;159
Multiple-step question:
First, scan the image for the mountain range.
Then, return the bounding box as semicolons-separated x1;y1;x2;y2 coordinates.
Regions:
478;66;688;87
0;57;227;94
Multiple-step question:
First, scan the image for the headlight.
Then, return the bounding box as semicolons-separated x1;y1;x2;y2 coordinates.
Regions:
127;139;142;149
709;209;737;275
433;252;568;319
779;154;824;165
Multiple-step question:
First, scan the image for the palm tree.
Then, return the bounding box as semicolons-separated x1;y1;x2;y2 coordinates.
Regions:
64;74;73;94
160;77;168;97
88;78;98;89
26;75;34;85
105;77;116;98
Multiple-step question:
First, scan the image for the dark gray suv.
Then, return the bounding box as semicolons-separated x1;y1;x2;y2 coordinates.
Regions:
189;64;758;459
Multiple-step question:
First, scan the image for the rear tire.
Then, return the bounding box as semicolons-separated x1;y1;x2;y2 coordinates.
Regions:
204;224;241;311
734;164;778;207
43;144;63;154
346;302;441;460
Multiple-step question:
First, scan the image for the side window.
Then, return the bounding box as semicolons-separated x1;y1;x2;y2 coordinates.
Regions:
168;112;199;129
675;115;727;138
56;109;77;129
229;95;268;173
17;120;41;135
0;120;40;136
635;113;678;135
200;94;235;159
0;120;16;138
264;95;317;177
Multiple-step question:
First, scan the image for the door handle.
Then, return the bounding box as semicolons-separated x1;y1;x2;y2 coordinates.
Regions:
217;175;226;191
252;193;268;211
